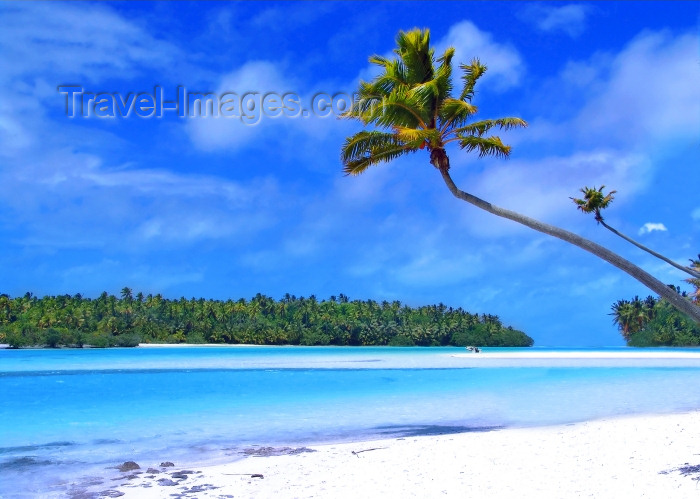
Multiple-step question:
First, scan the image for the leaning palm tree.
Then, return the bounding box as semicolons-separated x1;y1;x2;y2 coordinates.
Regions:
341;28;700;324
571;186;700;279
687;255;700;304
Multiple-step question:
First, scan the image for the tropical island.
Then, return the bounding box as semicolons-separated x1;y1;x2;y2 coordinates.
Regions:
0;289;533;348
611;288;700;347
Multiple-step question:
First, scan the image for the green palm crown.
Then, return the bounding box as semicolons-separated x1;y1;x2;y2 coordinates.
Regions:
571;185;616;223
341;28;527;175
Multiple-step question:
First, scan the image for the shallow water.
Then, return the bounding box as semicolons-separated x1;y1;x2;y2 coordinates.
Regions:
2;346;700;497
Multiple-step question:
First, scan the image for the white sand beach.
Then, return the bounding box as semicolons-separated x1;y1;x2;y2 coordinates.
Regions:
104;411;700;498
129;345;700;369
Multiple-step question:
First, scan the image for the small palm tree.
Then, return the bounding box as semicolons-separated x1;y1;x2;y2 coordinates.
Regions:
341;28;700;325
571;185;616;223
572;186;700;279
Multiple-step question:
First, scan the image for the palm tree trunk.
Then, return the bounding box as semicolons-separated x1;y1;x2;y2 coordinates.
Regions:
598;221;700;279
438;168;700;324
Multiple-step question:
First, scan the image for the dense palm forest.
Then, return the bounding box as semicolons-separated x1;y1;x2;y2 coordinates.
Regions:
611;288;700;347
0;289;534;348
610;255;700;346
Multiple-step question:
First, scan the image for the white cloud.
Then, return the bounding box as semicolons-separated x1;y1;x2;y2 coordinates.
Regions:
521;4;591;37
0;2;189;167
184;18;526;153
445;150;652;237
486;29;700;240
185;61;292;150
638;223;668;235
0;145;285;249
0;2;181;83
183;60;352;152
569;273;621;297
521;30;700;153
392;251;485;287
573;31;700;146
437;21;524;91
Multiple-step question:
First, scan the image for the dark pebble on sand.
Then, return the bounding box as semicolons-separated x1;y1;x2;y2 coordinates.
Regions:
99;491;124;498
170;472;189;480
189;485;213;492
157;478;178;486
180;484;219;494
117;461;140;472
146;468;160;474
160;461;175;467
67;489;98;499
679;464;700;476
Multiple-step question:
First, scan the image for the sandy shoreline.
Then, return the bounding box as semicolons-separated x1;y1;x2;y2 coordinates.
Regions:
135;343;700;357
85;411;700;498
133;344;700;368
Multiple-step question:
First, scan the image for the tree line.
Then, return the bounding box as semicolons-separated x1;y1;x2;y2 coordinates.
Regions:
0;289;534;348
611;287;700;347
610;254;700;346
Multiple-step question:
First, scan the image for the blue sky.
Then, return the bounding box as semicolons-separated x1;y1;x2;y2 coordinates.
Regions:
1;1;698;346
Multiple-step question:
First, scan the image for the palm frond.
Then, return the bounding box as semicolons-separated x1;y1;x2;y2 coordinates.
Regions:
343;83;383;122
459;59;487;102
439;99;478;130
341;131;413;175
342;87;425;129
409;79;442;109
433;47;455;99
571;196;590;212
457;135;512;159
371;90;429;128
365;57;409;96
449;117;528;138
392;126;441;148
395;29;434;85
491;117;528;131
368;54;393;70
343;146;412;176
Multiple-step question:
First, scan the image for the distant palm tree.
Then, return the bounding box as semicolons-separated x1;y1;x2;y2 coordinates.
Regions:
120;287;134;303
610;299;639;340
571;186;700;278
571;185;616;222
341;28;700;324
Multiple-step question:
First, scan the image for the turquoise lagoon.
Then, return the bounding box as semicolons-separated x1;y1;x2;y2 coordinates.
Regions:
3;346;700;497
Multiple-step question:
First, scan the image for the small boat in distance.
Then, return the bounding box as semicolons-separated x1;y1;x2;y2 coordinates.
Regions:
465;346;481;353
